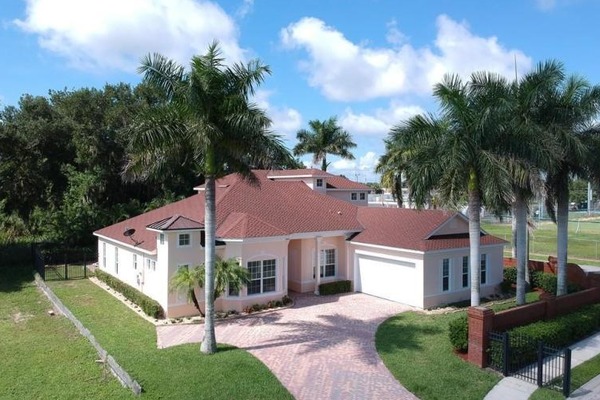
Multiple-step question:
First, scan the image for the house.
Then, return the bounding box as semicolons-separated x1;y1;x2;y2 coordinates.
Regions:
94;169;505;317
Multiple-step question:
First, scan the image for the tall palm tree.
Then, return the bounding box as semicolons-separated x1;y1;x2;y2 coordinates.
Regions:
169;265;205;317
293;117;356;171
125;42;294;354
543;75;600;295
503;61;564;305
376;137;408;207
390;73;512;306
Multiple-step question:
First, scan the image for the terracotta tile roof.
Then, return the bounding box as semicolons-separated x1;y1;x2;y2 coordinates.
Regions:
266;168;329;178
147;215;204;231
218;212;287;238
351;207;506;251
267;168;370;190
325;175;371;191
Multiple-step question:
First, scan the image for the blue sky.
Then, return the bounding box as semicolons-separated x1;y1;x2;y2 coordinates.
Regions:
2;0;600;182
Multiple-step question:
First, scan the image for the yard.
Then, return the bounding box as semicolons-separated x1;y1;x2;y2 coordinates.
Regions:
481;218;600;266
46;278;292;400
0;265;132;399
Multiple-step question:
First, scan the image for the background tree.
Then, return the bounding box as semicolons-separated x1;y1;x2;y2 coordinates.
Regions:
293;117;356;171
126;42;294;354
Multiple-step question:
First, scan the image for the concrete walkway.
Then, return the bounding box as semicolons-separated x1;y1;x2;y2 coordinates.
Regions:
157;292;417;400
484;332;600;400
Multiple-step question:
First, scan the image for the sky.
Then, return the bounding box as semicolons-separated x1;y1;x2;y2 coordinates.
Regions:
1;0;600;182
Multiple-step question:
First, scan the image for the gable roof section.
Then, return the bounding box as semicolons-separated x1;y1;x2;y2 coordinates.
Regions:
325;175;371;190
351;207;505;251
266;168;328;178
218;212;288;238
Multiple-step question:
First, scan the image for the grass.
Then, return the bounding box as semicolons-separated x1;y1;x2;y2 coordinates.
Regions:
531;352;600;399
482;219;600;266
376;291;541;400
47;279;292;399
0;265;131;399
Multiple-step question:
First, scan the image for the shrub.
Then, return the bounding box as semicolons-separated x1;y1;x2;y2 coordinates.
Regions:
448;314;468;353
534;272;557;294
282;295;292;305
319;280;352;295
500;279;514;294
95;269;165;319
503;267;517;285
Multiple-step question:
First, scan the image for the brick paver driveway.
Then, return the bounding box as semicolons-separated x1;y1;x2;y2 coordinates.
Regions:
157;293;418;400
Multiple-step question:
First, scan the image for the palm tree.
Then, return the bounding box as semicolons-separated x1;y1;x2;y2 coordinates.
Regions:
125;42;294;354
197;257;250;301
503;61;565;305
542;75;600;295
293;117;356;171
169;265;205;317
376;137;407;207
389;73;512;306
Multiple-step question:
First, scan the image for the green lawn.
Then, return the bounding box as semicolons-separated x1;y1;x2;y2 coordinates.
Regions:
0;266;131;400
47;279;292;400
482;219;600;266
376;292;540;400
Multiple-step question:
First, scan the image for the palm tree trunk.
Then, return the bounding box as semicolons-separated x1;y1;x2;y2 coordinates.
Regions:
511;213;517;259
468;173;482;307
556;183;569;296
201;171;217;354
190;289;205;318
514;194;528;305
321;155;327;171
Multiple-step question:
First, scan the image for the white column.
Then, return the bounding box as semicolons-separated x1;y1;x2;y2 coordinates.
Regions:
315;236;322;295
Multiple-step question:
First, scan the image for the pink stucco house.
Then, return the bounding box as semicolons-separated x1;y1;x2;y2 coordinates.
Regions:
94;169;505;317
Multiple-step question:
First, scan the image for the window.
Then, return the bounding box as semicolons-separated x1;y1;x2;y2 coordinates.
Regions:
442;258;450;291
178;233;190;247
462;256;469;288
321;249;336;277
351;193;357;200
159;233;165;245
359;192;366;200
133;254;137;270
247;259;276;295
115;248;119;274
151;260;156;271
316;178;323;187
102;243;106;268
480;254;487;285
146;258;151;269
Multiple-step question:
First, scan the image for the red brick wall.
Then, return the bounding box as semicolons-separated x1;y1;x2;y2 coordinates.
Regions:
493;302;547;332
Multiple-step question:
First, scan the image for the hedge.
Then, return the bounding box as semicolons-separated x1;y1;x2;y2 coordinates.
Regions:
95;269;165;319
319;280;352;295
448;314;468;353
502;267;581;294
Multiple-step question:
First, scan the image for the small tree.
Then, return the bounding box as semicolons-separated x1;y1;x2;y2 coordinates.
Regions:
169;265;205;317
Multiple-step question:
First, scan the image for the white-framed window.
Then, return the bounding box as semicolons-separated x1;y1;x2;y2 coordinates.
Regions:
159;233;165;245
442;258;450;292
247;259;276;295
316;178;323;187
351;193;357;200
462;256;469;288
115;248;119;274
359;192;366;200
151;260;156;271
320;249;336;277
146;258;151;269
133;254;137;270
178;233;191;247
102;243;106;268
481;254;487;285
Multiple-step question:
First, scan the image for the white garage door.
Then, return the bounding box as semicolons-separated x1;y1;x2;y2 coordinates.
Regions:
355;254;418;306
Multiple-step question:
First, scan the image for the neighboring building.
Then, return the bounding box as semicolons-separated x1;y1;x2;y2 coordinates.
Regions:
94;169;505;317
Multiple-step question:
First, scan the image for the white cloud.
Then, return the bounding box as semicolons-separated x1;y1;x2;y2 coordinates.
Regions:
329;151;380;182
236;0;254;18
14;0;244;72
340;101;425;137
535;0;557;10
281;15;532;101
254;90;302;140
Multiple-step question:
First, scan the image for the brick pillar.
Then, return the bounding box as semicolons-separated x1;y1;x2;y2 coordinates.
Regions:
540;292;556;319
468;306;494;368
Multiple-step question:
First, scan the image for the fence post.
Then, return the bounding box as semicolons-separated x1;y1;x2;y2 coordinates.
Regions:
537;341;544;387
502;332;510;376
64;251;68;280
468;307;495;368
563;348;572;397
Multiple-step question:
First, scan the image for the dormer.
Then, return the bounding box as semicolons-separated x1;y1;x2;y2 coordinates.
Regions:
266;168;329;193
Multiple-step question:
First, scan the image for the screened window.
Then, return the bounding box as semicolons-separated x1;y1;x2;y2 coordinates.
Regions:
321;249;336;277
102;243;106;268
151;260;156;271
351;193;357;200
247;259;276;295
462;256;469;288
316;178;323;187
481;254;487;285
442;258;450;292
133;254;137;270
159;233;165;245
359;192;366;200
178;233;190;247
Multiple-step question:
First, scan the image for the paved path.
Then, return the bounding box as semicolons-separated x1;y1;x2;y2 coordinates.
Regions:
485;331;600;400
157;292;417;400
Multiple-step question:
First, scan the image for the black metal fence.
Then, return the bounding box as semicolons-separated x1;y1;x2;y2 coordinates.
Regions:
32;244;96;281
488;331;571;396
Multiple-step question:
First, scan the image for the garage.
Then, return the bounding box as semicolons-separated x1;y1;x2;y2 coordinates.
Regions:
354;254;419;306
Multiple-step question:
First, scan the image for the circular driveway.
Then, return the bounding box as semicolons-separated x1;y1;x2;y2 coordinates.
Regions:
157;292;418;400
